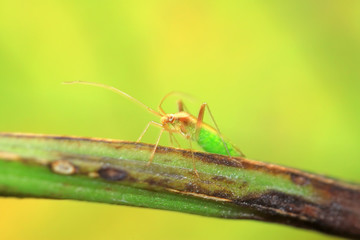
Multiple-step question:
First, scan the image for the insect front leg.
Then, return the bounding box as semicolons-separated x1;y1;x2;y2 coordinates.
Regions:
137;122;167;166
148;129;165;166
136;121;163;142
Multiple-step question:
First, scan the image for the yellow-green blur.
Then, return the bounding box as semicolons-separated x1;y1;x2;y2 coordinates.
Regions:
0;1;359;240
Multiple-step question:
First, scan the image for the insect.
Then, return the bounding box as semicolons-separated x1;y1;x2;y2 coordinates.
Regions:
63;81;244;176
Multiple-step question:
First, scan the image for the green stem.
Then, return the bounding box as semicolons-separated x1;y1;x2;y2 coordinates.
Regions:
0;132;359;239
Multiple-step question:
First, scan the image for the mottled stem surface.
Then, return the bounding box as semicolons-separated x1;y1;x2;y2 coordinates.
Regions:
0;133;359;239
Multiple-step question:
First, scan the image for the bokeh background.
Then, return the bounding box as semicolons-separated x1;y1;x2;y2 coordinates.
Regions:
0;1;359;239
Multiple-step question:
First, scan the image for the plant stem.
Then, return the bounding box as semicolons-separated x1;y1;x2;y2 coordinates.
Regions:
0;132;359;239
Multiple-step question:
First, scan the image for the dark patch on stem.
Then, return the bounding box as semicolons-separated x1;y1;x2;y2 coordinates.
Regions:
290;173;310;186
98;167;128;181
144;177;173;189
233;190;360;239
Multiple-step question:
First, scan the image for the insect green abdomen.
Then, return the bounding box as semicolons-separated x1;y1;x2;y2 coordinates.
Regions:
196;127;242;157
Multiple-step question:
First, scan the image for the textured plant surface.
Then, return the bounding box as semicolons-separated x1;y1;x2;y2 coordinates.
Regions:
0;132;359;239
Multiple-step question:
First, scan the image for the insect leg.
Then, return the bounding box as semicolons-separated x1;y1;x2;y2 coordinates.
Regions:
172;134;181;148
168;132;175;147
195;103;245;157
194;103;206;140
177;100;184;111
169;132;181;148
148;128;165;166
187;137;199;177
177;99;192;114
137;121;163;142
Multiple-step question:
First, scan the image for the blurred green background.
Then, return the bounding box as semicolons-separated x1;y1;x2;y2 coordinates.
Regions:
0;1;359;239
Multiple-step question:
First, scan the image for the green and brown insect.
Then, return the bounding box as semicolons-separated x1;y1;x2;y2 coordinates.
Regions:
64;81;244;176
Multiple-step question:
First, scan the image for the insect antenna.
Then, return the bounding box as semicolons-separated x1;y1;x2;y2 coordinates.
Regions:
63;81;163;117
158;91;198;115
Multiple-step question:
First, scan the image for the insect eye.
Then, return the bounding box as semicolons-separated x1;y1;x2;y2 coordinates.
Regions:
168;115;174;122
